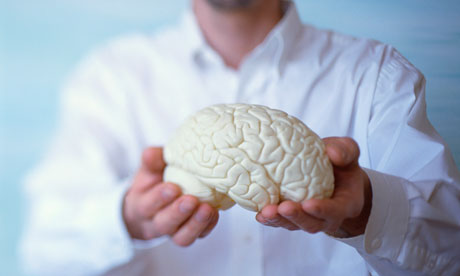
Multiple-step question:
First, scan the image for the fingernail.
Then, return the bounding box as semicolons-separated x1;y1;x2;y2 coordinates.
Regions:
179;198;196;213
261;219;271;225
341;150;348;162
195;209;212;222
335;143;347;161
162;186;178;200
284;209;297;218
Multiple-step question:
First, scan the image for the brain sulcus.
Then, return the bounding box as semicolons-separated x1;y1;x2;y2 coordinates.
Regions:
164;104;334;212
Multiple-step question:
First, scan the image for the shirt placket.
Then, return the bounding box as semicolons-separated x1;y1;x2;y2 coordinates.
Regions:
197;48;240;104
228;206;263;276
236;35;281;104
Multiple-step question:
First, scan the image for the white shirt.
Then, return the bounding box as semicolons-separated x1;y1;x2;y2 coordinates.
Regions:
20;3;460;276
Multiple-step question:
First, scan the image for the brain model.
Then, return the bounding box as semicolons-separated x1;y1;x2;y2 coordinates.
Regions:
164;104;334;212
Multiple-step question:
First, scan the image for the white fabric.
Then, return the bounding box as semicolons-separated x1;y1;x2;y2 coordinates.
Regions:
20;2;460;276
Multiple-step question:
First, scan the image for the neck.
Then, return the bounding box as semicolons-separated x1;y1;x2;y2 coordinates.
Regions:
193;0;283;69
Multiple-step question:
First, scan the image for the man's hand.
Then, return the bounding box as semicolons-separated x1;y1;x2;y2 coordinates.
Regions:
256;137;372;237
123;147;219;246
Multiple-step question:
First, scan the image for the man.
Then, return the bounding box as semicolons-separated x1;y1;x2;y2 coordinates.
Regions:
21;0;460;275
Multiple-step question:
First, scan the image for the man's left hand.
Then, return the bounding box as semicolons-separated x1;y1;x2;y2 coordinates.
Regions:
256;137;372;238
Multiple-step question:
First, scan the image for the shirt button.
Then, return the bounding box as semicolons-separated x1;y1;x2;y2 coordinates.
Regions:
371;238;382;250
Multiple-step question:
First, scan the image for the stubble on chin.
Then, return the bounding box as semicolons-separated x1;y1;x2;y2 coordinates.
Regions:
206;0;256;11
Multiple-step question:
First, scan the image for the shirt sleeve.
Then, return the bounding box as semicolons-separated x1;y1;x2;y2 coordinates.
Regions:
341;47;460;275
19;46;148;275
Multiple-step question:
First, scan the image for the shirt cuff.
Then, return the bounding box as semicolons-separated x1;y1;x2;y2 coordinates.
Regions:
359;168;410;260
335;168;409;263
95;178;135;265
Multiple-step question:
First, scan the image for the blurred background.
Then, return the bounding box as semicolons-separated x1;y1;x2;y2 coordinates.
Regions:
1;0;459;275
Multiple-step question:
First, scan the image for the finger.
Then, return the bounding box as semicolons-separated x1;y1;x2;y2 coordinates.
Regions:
256;204;300;230
257;204;278;221
258;215;299;230
302;197;361;223
131;170;167;194
135;183;182;219
323;137;360;167
131;147;166;193
150;195;199;237
324;220;343;234
199;209;219;238
172;203;216;246
278;201;326;233
142;147;167;173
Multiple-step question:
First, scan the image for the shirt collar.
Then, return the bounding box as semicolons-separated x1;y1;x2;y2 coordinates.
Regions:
181;1;303;74
181;8;208;60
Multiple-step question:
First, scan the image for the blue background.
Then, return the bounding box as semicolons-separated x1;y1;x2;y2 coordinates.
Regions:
1;0;459;275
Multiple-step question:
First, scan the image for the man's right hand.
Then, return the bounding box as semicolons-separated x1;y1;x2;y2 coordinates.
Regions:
122;147;219;246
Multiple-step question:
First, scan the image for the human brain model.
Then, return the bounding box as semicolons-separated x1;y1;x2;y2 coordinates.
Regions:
163;104;334;212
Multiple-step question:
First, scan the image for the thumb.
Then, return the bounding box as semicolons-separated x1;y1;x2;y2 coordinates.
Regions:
141;147;167;173
323;137;360;168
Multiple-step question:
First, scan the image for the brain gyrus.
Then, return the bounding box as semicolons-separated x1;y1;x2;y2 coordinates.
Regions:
164;104;334;212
